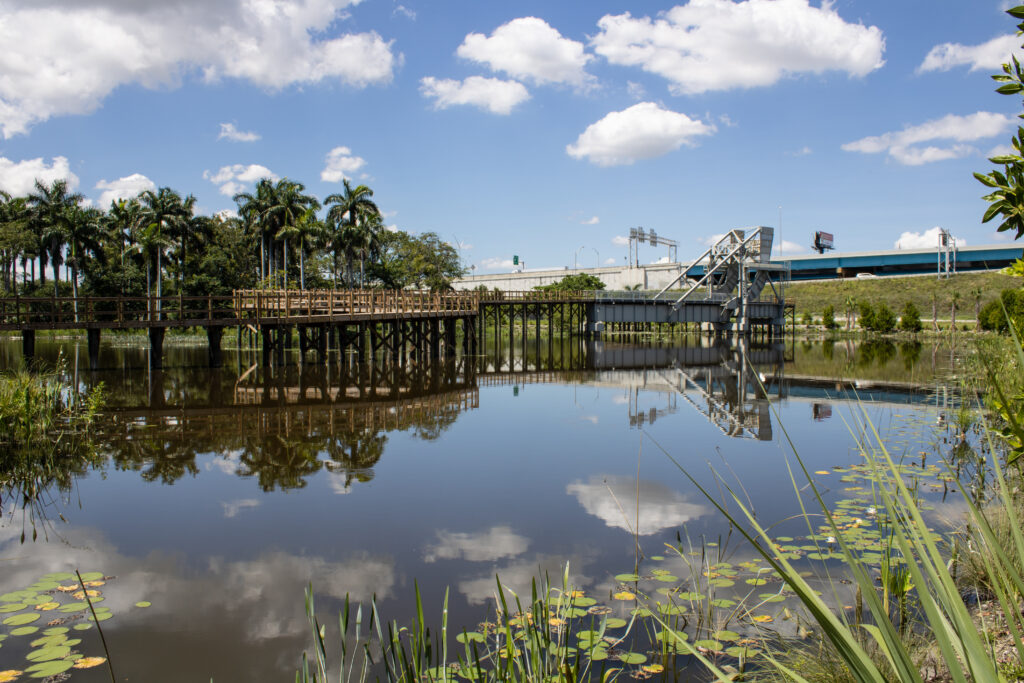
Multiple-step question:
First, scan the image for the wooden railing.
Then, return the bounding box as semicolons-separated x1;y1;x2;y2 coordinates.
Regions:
476;290;592;302
0;294;238;327
232;289;479;320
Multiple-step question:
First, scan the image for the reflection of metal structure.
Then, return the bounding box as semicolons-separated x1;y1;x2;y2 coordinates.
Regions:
655;340;784;440
812;403;832;421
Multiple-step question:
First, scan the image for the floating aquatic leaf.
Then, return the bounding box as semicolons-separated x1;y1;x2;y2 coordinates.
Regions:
650;555;665;561
0;671;21;683
0;605;26;614
72;657;106;669
696;639;723;651
572;597;596;607
71;590;100;600
726;646;760;658
612;591;635;601
630;608;652;617
653;574;678;583
28;636;64;648
710;579;734;588
9;628;37;637
604;618;627;629
83;581;105;588
77;573;103;582
55;586;77;593
657;604;686;616
758;593;786;603
712;630;740;642
3;614;39;627
614;574;639;582
32;604;58;612
41;573;73;582
455;631;485;644
616;652;646;665
752;615;774;623
745;578;767;586
72;624;92;631
40;628;67;637
24;659;73;678
25;646;70;663
643;664;665;674
57;603;87;614
587;648;608;661
814;470;830;475
710;598;736;608
87;614;112;622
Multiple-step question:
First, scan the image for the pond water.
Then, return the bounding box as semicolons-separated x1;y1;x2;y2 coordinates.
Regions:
0;334;970;680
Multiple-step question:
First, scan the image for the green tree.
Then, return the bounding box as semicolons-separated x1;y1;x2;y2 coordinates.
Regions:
27;179;84;297
325;180;380;288
822;304;837;330
900;302;923;333
858;301;876;332
535;273;606;292
874;303;897;333
64;205;106;318
139;187;194;311
975;6;1024;239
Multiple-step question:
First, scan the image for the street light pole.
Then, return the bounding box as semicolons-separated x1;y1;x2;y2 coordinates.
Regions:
574;245;585;271
593;247;600;268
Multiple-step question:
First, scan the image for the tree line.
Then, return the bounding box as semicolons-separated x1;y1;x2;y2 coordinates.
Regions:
0;177;465;304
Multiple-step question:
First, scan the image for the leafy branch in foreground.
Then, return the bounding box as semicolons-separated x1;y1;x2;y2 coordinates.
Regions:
975;5;1024;240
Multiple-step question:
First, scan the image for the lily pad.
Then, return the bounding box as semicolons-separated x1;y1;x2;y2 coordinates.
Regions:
25;659;74;678
0;604;26;614
72;624;93;631
614;573;640;582
3;614;39;627
616;652;646;665
77;572;103;582
695;639;723;651
455;631;485;644
712;630;740;642
604;617;627;629
25;645;70;663
10;627;38;637
134;601;151;609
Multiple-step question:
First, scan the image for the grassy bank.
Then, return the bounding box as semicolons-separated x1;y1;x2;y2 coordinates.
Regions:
786;271;1020;318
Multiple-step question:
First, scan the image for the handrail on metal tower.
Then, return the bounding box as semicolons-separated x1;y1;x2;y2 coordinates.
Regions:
673;228;767;307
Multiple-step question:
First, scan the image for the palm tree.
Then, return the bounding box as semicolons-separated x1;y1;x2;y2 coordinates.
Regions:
265;179;319;287
234;179;274;285
140;188;193;315
950;290;961;334
972;287;984;331
27;179;84;297
105;198;145;293
844;294;856;332
278;207;325;290
931;292;939;332
325;180;380;289
64;205;105;319
128;221;173;321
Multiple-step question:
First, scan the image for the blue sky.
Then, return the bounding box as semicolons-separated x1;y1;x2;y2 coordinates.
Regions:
0;0;1021;272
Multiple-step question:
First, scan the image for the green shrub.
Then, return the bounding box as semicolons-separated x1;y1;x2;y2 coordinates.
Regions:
858;302;875;331
899;302;923;333
873;303;897;333
801;311;814;326
980;289;1024;332
822;305;837;330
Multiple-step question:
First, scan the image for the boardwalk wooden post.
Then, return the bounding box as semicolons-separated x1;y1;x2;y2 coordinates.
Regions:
87;328;101;370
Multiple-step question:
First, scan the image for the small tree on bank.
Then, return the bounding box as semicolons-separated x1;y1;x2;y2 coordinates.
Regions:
822;304;838;330
874;303;897;333
900;302;923;333
534;273;606;292
858;302;876;332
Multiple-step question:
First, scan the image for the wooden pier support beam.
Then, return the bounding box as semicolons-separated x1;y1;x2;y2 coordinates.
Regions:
207;325;224;368
21;329;35;363
87;328;101;370
148;327;164;370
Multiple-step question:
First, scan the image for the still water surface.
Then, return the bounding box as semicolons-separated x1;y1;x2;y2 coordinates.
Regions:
0;336;963;680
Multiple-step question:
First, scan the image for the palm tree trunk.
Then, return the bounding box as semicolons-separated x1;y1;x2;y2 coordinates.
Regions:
156;249;162;319
299;238;305;290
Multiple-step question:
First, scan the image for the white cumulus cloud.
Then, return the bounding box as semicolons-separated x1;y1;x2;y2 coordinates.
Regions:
894;226;967;250
566;475;708;536
420;76;530;115
0;156;79;196
480;257;515;270
457;17;594;89
424;526;529;563
612;235;630;246
567;102;715;167
0;0;398;137
581;216;600;225
203;163;278;196
95;173;156;207
920;34;1021;73
591;0;885;95
841;112;1015;166
218;122;261;142
321;146;367;182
